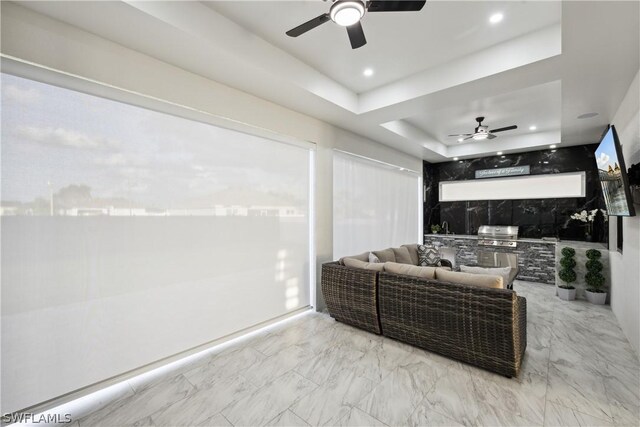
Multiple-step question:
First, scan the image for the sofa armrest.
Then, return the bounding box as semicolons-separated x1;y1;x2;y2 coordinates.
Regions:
438;259;453;269
321;262;381;334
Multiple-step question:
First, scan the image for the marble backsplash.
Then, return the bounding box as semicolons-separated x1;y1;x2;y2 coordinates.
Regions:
424;145;608;242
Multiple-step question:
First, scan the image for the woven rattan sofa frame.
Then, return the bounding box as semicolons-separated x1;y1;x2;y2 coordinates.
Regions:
321;262;527;377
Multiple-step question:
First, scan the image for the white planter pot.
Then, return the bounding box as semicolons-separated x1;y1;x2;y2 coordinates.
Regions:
585;290;607;305
557;286;576;301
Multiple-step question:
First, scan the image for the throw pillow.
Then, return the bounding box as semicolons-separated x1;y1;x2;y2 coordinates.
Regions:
383;262;436;279
372;248;396;263
460;265;512;286
343;257;385;271
391;246;414;265
401;243;420;265
369;252;381;263
338;252;369;265
417;244;440;266
435;269;504;289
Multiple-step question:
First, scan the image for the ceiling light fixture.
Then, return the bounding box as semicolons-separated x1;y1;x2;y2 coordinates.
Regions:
330;0;365;27
457;138;464;142
529;125;537;131
472;134;489;141
497;151;503;155
550;144;557;149
363;68;374;77
453;157;459;161
489;13;504;24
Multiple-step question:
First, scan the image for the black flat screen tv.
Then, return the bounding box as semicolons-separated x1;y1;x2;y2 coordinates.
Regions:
594;125;636;216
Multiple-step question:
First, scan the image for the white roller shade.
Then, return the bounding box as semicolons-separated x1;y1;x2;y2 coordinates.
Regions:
333;151;422;259
1;73;313;412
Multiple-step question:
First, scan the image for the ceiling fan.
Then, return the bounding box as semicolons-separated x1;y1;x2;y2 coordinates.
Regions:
285;1;426;49
448;117;518;141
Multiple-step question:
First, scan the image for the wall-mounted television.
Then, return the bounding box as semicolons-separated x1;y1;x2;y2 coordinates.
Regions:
594;125;636;216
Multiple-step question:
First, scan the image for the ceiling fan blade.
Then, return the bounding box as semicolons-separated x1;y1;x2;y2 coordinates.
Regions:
286;13;330;37
490;125;518;133
463;136;474;140
487;134;497;139
346;22;367;49
367;1;426;12
448;134;472;137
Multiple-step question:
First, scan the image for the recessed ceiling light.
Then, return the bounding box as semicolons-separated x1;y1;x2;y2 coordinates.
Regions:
501;156;506;159
489;13;504;24
453;157;459;161
551;149;557;153
363;68;374;77
529;125;537;131
459;161;463;163
497;151;503;155
550;144;557;149
577;112;599;119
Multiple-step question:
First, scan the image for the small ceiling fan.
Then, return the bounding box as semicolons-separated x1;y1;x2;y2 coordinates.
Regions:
448;117;518;141
285;1;426;49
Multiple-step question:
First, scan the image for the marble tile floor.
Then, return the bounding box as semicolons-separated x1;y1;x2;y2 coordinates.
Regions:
77;281;639;427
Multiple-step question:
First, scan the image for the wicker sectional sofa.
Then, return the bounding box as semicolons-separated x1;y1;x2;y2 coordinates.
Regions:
321;246;527;377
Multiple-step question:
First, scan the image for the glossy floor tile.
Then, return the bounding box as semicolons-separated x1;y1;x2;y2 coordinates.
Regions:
77;281;639;426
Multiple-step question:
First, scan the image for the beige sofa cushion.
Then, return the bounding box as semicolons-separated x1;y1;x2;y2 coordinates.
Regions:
372;248;396;263
460;265;512;286
435;269;504;289
343;257;385;271
384;262;436;279
338;252;369;265
401;244;420;265
392;246;414;265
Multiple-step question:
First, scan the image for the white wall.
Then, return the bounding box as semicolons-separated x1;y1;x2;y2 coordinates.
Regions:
608;69;640;356
0;2;422;413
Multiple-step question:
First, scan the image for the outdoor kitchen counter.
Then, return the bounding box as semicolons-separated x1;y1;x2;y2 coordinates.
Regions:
424;234;557;244
424;234;557;284
423;235;607;286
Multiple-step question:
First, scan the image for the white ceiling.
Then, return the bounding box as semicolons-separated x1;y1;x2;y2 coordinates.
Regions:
206;1;561;93
11;1;640;163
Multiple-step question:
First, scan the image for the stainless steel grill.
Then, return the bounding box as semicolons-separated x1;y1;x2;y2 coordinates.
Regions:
477;225;519;248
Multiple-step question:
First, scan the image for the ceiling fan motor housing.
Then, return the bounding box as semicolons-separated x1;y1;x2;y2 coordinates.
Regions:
330;0;366;26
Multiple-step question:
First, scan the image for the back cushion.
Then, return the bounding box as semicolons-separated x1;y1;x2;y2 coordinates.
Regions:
401;244;420;265
383;262;436;279
343;258;385;271
460;265;512;285
417;244;440;266
338;252;369;265
435;269;504;289
391;247;414;265
372;248;396;263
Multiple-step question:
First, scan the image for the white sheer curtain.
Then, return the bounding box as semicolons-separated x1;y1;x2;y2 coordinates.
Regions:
1;72;313;412
333;151;422;259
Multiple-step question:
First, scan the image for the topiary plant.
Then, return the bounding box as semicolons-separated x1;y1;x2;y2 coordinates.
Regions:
558;247;577;289
585;249;605;293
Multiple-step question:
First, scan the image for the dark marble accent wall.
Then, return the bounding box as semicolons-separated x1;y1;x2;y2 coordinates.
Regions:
424;145;608;242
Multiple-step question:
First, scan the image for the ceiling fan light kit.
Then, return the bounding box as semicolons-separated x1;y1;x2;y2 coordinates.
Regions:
330;1;365;27
285;0;426;49
448;116;518;142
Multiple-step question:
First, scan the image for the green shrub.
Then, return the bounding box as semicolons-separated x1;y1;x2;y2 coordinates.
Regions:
559;246;577;287
586;259;603;272
559;269;577;284
586;271;605;291
586;249;602;260
560;257;577;269
585;250;606;293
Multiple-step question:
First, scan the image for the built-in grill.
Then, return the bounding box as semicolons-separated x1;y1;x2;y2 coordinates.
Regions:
477;225;519;248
